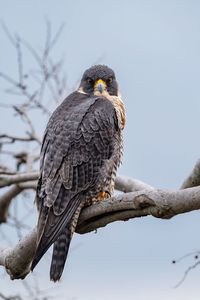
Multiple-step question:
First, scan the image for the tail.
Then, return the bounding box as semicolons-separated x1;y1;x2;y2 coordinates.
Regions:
50;228;72;282
31;194;83;273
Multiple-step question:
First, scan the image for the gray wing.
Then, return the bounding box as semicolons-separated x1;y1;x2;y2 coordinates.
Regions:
32;92;119;268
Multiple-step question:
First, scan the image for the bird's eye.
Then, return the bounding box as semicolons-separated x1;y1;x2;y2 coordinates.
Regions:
87;78;93;84
107;77;113;84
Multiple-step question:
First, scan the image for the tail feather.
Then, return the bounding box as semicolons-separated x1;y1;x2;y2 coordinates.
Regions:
31;195;83;272
50;228;71;282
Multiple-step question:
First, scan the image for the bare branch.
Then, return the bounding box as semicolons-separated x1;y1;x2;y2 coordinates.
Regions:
0;172;38;188
43;21;65;60
1;21;16;47
15;35;23;87
0;186;22;223
1;185;200;280
19;181;37;190
0;72;19;87
0;181;37;223
0;133;36;143
172;250;200;264
174;260;200;288
12;106;41;144
0;228;37;279
115;175;154;192
181;159;200;189
77;186;200;234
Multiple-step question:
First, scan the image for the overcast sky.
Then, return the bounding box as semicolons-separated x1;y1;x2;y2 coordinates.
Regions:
1;1;200;299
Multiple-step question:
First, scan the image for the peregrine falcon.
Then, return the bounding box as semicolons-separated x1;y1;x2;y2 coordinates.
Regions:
31;65;126;281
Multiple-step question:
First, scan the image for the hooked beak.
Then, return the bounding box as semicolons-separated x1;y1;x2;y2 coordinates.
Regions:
94;79;107;94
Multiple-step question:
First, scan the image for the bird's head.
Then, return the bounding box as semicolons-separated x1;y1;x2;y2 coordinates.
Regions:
79;65;119;97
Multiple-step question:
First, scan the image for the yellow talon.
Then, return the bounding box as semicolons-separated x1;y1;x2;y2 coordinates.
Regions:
96;191;111;200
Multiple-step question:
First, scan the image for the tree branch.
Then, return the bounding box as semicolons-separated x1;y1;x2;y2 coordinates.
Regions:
181;158;200;189
0;228;37;280
0;133;35;143
1;185;200;280
0;186;22;223
0;173;152;224
76;186;200;233
0;156;199;280
0;181;37;223
0;172;38;187
115;175;154;192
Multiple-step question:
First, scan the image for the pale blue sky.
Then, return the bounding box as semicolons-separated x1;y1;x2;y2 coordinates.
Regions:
1;1;200;299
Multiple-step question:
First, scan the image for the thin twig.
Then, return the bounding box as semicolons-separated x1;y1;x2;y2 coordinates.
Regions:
0;134;35;143
174;260;200;288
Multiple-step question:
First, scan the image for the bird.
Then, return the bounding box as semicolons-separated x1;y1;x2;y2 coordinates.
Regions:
31;64;126;281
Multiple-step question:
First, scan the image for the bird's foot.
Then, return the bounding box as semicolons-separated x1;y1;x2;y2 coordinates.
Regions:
96;191;111;200
85;191;111;206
